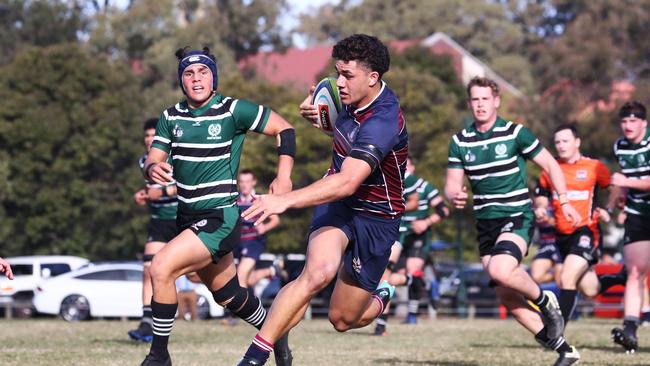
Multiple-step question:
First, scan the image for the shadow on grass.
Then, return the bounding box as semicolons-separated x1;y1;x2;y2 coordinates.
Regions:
375;359;479;366
469;343;538;350
95;338;149;346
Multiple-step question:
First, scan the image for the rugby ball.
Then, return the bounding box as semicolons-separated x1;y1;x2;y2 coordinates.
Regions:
311;77;342;136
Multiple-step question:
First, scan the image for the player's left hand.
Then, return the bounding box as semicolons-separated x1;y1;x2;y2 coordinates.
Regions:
611;172;628;188
411;219;429;235
269;176;292;195
560;203;582;227
242;194;289;225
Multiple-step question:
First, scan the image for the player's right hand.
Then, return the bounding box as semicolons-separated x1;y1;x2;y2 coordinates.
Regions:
453;186;468;209
149;162;174;186
534;206;548;222
0;257;13;280
299;86;319;127
133;189;148;206
561;203;582;227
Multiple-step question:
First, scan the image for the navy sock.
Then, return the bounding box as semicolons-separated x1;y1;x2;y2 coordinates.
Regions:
244;334;273;364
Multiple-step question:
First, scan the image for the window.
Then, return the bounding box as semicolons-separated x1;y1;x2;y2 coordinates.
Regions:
76;270;126;281
10;264;33;276
125;270;143;282
41;263;71;277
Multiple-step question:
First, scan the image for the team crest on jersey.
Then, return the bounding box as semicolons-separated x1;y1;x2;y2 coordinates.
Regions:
465;150;476;163
495;143;508;158
576;170;588;180
352;257;362;274
619;158;626;167
173;124;184;138
207;123;222;140
191;219;208;230
501;222;514;233
638;154;646;165
578;235;591;248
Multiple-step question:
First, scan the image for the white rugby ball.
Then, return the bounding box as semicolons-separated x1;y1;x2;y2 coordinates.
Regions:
311;77;342;136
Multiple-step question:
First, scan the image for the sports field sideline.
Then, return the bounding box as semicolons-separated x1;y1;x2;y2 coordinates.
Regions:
1;318;648;365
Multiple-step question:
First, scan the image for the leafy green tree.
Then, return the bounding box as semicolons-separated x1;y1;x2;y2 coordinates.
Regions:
0;0;86;65
0;44;147;259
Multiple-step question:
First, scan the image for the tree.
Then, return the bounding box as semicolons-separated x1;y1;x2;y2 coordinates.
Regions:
0;44;147;259
0;0;86;65
296;0;536;92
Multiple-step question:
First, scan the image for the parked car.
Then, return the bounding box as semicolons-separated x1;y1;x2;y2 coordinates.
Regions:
437;262;499;317
33;261;223;321
0;255;89;317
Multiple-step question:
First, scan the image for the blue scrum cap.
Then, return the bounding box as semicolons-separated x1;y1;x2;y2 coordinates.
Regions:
177;48;218;95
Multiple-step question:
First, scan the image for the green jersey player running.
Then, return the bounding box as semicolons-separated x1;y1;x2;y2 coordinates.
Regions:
140;47;295;366
445;77;581;366
610;101;650;354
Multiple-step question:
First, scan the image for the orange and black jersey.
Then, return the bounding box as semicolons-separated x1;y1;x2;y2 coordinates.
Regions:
536;157;610;236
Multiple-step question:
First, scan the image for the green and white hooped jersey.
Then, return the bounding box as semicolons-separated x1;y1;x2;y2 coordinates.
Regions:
139;154;177;220
614;128;650;217
151;93;270;213
400;179;440;234
447;117;542;220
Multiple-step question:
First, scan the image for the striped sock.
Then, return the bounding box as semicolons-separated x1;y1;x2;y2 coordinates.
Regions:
244;334;273;363
243;297;267;330
150;301;177;358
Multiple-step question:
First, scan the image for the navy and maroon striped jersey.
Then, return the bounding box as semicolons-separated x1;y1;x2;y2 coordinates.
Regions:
237;193;263;242
327;81;408;218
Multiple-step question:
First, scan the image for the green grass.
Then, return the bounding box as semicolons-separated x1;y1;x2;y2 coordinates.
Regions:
1;317;650;365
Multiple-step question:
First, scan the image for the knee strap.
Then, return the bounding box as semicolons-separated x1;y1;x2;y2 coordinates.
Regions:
490;240;523;263
143;254;155;263
211;275;242;306
211;276;266;329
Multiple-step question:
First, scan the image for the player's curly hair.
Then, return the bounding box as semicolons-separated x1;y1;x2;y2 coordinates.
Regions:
332;34;390;78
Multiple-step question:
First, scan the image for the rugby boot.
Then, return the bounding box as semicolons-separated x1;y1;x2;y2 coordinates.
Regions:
140;353;171;366
538;290;565;339
273;333;293;366
553;346;580;366
373;280;396;310
402;313;417;324
128;322;153;343
235;357;263;366
372;323;387;336
611;327;638;354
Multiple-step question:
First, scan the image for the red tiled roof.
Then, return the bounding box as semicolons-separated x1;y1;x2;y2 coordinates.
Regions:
239;45;333;90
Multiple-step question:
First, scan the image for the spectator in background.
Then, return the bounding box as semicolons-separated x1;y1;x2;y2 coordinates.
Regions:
0;257;13;280
176;273;200;321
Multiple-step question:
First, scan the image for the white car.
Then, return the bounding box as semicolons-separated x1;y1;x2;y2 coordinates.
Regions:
33;261;223;321
0;255;89;316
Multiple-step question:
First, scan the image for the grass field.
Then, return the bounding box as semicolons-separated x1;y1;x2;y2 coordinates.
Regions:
1;317;650;365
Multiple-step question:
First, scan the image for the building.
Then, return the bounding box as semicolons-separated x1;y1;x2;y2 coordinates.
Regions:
238;32;523;98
